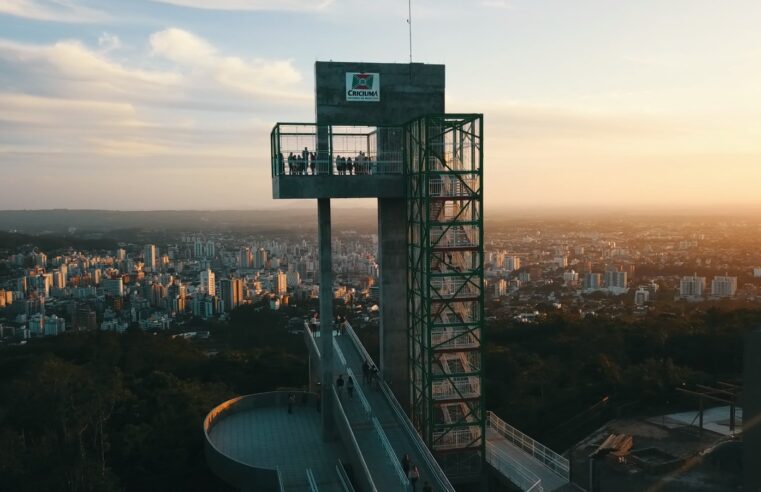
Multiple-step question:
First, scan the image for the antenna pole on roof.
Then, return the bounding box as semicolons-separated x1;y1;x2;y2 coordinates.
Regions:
407;0;413;64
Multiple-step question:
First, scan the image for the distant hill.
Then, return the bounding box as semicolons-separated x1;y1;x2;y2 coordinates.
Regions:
0;231;117;252
0;209;377;234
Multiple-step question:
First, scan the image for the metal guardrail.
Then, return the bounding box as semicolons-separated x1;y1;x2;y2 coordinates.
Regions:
432;427;481;450
347;367;372;418
486;441;543;492
277;468;285;492
306;468;319;492
305;323;321;358
432;377;480;400
336;461;356;492
343;322;456;492
372;416;410;487
486;411;569;480
271;123;405;177
332;385;378;492
334;337;348;367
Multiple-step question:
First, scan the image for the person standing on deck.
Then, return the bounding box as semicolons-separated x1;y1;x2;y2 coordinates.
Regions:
336;374;345;396
408;464;420;492
347;376;354;399
401;453;411;475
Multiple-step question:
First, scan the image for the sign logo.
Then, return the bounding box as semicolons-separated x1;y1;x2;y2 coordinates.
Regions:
346;72;380;101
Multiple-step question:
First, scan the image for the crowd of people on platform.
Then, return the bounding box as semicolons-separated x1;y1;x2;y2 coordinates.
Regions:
276;147;376;175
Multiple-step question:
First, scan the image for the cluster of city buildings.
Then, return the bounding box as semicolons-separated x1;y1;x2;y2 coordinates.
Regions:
2;218;761;337
482;219;761;320
0;231;380;340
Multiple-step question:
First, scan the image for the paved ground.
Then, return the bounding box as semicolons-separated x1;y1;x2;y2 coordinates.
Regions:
208;401;347;491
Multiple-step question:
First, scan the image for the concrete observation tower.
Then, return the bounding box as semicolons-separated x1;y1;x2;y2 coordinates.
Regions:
272;61;485;480
204;62;495;491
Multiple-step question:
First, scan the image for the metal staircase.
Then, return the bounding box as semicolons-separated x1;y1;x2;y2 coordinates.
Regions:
406;114;485;479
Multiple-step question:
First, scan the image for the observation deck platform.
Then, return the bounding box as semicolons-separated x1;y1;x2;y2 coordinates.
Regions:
272;174;404;199
270;123;405;199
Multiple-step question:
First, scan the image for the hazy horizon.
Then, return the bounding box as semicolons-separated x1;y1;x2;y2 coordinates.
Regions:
1;0;760;210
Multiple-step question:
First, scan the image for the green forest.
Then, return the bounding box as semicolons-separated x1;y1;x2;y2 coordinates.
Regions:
0;305;307;492
485;307;755;449
0;304;756;490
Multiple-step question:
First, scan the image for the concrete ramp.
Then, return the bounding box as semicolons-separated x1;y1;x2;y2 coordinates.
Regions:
486;412;570;492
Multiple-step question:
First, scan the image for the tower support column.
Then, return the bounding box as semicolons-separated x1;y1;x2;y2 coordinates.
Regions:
378;197;410;411
318;198;335;440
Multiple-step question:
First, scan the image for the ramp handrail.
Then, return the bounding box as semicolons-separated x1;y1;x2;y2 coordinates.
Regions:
334;337;348;367
277;468;285;492
306;468;319;492
347;367;372;418
486;441;543;492
305;323;321;359
333;385;378;492
372;416;410;487
336;461;356;492
343;321;456;492
486;411;569;479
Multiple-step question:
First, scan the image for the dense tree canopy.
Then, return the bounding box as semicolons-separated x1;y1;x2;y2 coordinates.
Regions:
0;305;308;491
485;307;758;449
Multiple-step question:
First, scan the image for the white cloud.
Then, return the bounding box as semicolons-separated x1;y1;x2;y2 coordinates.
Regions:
481;0;510;9
0;30;309;111
0;38;182;99
147;0;333;11
149;28;304;99
0;0;106;23
98;32;122;53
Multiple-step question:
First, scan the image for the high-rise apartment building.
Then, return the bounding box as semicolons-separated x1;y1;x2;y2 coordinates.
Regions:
584;272;603;290
711;275;737;298
254;248;268;269
634;287;650;306
505;255;521;272
220;277;244;311
194;238;204;258
201;268;216;297
239;248;252;269
286;271;301;288
563;270;579;287
275;270;288;294
680;274;706;298
605;270;628;294
144;244;157;273
102;277;124;297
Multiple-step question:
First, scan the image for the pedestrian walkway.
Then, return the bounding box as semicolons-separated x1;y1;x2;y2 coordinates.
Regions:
309;324;455;492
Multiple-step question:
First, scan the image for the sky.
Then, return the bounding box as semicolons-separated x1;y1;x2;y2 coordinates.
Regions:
0;0;759;212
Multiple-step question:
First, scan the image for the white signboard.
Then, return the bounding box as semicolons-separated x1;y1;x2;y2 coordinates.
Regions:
345;72;380;102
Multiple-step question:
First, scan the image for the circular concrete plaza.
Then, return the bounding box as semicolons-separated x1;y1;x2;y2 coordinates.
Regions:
205;391;347;491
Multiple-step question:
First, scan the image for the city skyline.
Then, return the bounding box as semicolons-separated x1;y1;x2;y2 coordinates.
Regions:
1;0;760;211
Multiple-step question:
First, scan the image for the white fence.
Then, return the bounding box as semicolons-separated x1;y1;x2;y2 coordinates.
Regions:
486;411;570;480
432;377;480;400
485;441;543;492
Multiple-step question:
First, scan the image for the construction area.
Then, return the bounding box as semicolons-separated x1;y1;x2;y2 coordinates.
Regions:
569;405;743;492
